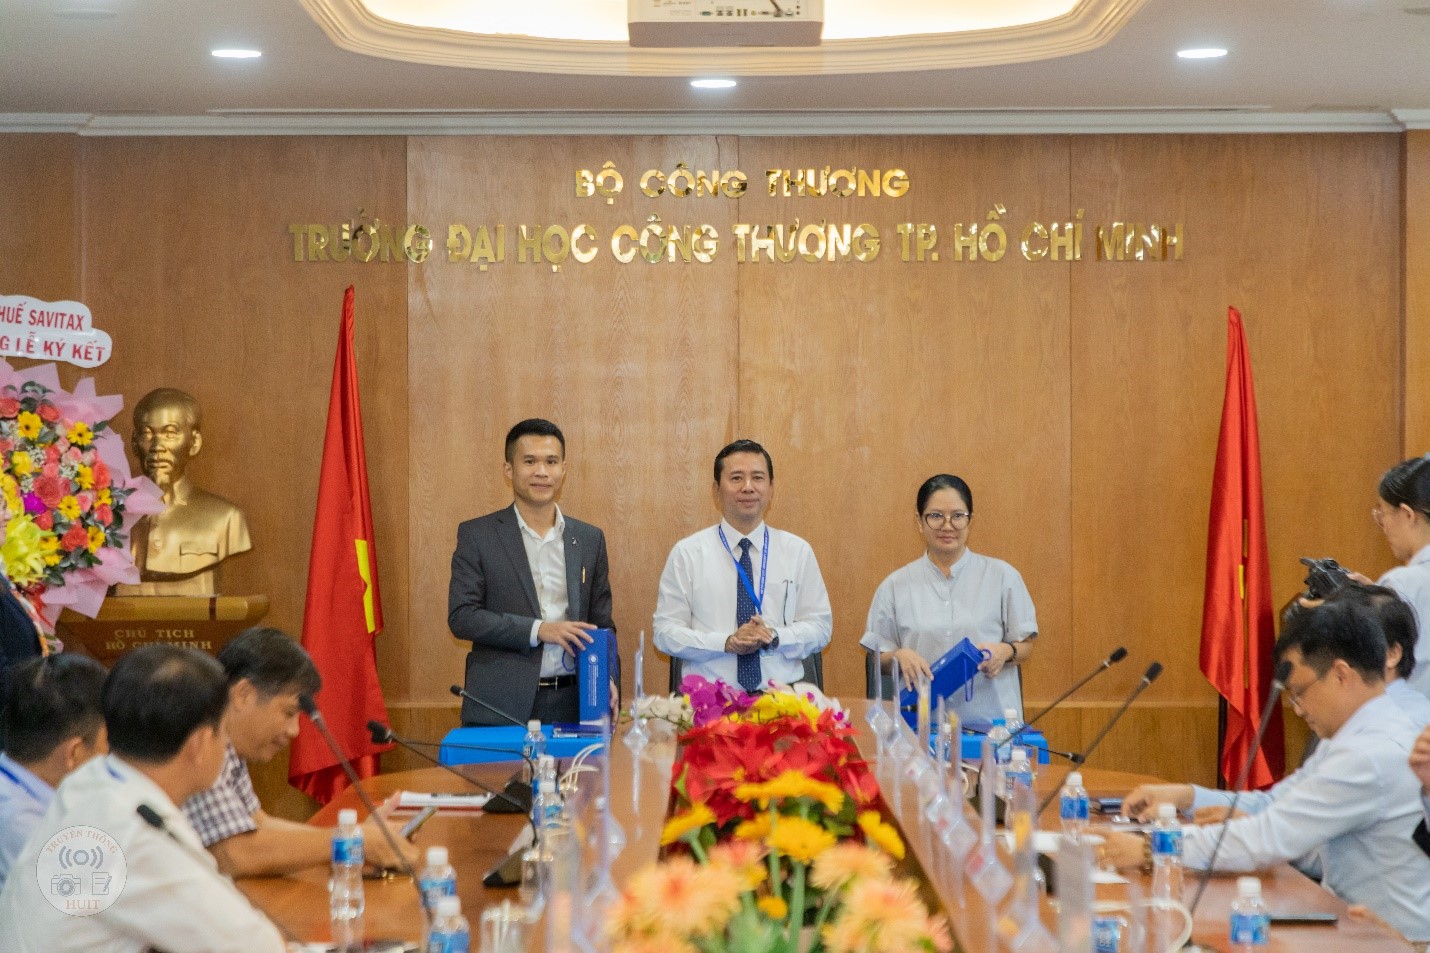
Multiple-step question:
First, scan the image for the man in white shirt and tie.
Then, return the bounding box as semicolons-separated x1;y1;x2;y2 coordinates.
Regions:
654;439;832;692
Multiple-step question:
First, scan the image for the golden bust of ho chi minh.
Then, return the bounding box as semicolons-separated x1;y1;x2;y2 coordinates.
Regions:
113;388;252;596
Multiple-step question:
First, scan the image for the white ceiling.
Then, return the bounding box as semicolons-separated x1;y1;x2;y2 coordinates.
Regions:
3;0;1430;133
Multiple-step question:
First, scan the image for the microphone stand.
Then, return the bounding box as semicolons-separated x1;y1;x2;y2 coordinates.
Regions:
1037;662;1163;816
450;684;529;728
1182;660;1292;953
368;722;534;816
298;695;431;933
1021;647;1129;730
960;724;1080;762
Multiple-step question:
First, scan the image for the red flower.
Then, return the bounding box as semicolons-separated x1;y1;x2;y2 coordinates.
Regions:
61;522;88;552
0;439;10;456
43;446;60;465
95;504;112;526
32;475;64;508
76;491;94;513
92;460;111;489
0;397;18;418
34;511;54;531
37;402;60;423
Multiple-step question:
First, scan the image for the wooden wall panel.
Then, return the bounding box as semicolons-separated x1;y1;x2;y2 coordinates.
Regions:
1408;130;1430;456
734;136;1074;704
76;136;410;819
1069;135;1402;731
404;135;742;707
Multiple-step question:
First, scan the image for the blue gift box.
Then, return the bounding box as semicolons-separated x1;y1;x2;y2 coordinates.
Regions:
896;637;985;724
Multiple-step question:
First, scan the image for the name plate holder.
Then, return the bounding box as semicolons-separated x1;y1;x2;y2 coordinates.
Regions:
57;595;270;664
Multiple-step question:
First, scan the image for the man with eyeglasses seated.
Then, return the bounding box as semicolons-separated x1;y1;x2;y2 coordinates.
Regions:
1107;600;1430;944
655;439;832;694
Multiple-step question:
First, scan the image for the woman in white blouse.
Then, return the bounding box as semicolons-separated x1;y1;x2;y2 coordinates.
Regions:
860;474;1038;724
1367;457;1430;697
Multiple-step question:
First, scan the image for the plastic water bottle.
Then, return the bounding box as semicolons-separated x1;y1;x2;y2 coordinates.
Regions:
329;808;365;951
1150;802;1185;901
426;895;471;953
1003;707;1024;737
1003;747;1033;800
984;715;1010;796
1229;876;1269;951
533;779;563;838
1059;770;1090;836
418;845;457;914
521;720;546;784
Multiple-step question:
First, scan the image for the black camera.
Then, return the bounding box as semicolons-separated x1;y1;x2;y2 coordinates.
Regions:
1299;557;1352;600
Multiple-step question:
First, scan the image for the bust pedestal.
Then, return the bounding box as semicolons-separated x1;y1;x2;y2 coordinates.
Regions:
57;595;270;665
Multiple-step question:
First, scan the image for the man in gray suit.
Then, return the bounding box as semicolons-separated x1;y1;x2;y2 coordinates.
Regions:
448;419;616;726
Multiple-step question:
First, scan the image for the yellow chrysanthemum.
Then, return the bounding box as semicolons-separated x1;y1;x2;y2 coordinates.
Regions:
756;896;788;920
765;815;836;864
660;803;716;846
58;496;81;521
734;812;772;842
86;525;106;554
66;421;94;447
0;474;19;518
736;690;823;726
623;856;742;938
75;465;94;490
16;412;41;439
97;487;112;506
0;516;50;586
857;811;905;860
735;770;844;814
10;451;32;477
810;843;895;892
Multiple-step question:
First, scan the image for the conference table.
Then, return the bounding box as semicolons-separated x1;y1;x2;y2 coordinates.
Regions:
239;702;1414;952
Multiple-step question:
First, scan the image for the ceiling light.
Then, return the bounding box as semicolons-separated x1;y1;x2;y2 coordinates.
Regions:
691;78;737;89
1177;47;1227;60
212;49;262;59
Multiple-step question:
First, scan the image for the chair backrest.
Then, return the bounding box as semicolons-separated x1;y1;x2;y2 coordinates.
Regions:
864;650;895;700
667;652;825;693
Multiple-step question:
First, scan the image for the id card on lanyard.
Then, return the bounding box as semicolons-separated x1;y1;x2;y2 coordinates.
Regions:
718;525;768;617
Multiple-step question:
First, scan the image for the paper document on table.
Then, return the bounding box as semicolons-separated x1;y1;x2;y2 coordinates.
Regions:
395;791;492;813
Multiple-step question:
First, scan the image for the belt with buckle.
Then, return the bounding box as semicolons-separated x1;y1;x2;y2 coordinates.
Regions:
537;674;577;690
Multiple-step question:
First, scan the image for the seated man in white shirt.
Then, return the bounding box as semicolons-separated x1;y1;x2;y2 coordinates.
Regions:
1327;583;1430;728
183;626;416;877
654;439;832;693
0;644;285;953
0;653;108;893
1107;600;1430;943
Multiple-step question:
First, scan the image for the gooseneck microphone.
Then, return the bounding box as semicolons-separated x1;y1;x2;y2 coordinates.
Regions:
1182;659;1294;952
449;684;528;729
1020;646;1129;731
298;694;430;930
1037;662;1164;816
365;721;533;816
136;804;300;943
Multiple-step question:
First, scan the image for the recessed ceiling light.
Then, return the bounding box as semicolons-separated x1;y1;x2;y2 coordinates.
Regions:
212;49;262;59
690;78;737;90
53;6;119;20
1177;47;1227;60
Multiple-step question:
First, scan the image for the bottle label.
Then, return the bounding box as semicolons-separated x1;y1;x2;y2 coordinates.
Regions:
1008;770;1033;791
1060;795;1090;821
1092;916;1122;953
418;875;456;907
332;834;364;866
426;928;471;953
1151;829;1183;856
1230;912;1269;946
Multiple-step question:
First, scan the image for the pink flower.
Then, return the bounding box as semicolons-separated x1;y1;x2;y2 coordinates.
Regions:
0;397;19;418
34;511;54;531
92;460;111;489
0;439;11;456
43;446;60;465
94;504;112;526
76;491;94;513
41;463;59;482
61;447;81;465
37;403;60;424
61;522;88;552
32;475;64;508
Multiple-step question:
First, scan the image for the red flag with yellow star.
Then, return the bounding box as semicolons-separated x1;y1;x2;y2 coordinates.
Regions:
289;285;391;803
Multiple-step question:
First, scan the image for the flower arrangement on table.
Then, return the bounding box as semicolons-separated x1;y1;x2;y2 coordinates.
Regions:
609;681;950;953
0;361;163;643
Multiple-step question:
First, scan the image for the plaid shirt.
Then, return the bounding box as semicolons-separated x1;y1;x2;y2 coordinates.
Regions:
182;743;260;847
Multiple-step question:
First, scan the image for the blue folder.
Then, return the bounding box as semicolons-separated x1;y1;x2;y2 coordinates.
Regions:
438;726;603;765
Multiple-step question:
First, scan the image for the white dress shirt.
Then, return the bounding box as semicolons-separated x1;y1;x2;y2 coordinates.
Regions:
859;551;1038;724
654;520;832;687
0;752;53;895
1379;543;1430;698
515;505;574;678
1182;693;1430;941
0;755;285;953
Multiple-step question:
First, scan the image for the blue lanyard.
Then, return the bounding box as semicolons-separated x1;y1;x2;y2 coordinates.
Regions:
0;758;46;803
717;525;768;616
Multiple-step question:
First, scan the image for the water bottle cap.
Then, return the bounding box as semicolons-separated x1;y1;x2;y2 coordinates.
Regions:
437;895;462;917
1066;771;1083;785
1158;803;1176;820
426;846;448;866
539;779;557;793
1237;876;1262;897
337;809;358;826
527;719;542;732
1004;708;1019;720
1010;748;1029;763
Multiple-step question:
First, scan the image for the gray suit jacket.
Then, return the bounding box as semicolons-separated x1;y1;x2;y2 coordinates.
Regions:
447;505;616;726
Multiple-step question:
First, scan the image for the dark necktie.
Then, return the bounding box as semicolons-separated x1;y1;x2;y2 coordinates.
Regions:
735;538;763;692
